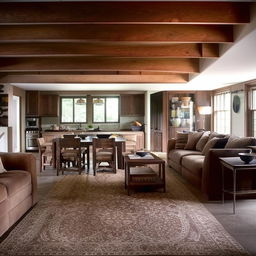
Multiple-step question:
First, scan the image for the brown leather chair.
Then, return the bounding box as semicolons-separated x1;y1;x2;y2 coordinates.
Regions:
92;138;116;176
37;137;52;172
57;137;82;175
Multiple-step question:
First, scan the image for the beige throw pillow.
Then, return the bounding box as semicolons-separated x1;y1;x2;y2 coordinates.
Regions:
202;137;219;155
196;135;209;152
0;157;7;173
175;132;189;149
225;136;256;148
184;132;204;150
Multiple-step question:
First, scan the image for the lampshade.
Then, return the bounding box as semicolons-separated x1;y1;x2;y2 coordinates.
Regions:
198;106;212;115
76;98;86;105
93;98;104;105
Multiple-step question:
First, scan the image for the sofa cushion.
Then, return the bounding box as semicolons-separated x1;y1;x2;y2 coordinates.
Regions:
182;155;205;177
184;132;204;150
175;132;189;149
169;149;202;165
225;136;256;148
0;170;31;197
0;157;7;174
0;184;7;203
196;133;210;152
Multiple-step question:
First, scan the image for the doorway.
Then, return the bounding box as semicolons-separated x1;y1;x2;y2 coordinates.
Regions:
12;96;20;152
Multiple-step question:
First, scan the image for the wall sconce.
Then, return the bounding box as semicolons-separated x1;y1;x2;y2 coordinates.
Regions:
198;106;212;130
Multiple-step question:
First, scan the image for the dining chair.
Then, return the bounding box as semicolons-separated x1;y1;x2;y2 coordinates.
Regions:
37;137;52;172
92;138;116;176
57;137;82;175
63;134;89;172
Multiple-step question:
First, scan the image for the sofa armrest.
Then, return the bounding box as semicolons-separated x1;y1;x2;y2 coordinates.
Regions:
202;148;251;200
0;152;37;205
167;138;176;153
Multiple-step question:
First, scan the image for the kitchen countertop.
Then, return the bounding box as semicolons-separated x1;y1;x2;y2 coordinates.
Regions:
42;130;144;133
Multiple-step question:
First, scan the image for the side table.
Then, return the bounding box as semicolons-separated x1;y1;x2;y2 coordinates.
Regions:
219;157;256;214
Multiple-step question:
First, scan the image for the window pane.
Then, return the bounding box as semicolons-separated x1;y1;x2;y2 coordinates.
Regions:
106;98;119;122
74;98;86;122
61;98;73;122
252;90;256;110
93;98;105;122
214;92;231;134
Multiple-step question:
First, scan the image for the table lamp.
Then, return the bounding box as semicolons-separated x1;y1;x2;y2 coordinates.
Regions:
198;106;212;130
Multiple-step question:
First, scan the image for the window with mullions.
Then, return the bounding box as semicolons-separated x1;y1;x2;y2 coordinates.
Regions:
60;97;87;123
214;92;231;134
251;89;256;136
93;97;119;123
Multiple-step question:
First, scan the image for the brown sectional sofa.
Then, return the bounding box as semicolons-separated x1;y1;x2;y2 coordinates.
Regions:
167;132;256;200
0;153;37;237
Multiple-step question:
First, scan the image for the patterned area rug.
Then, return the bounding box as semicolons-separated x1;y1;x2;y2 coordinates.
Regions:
0;169;249;255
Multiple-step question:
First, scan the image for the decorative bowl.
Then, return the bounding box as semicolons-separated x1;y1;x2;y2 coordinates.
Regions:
136;151;148;157
97;134;111;139
238;153;255;164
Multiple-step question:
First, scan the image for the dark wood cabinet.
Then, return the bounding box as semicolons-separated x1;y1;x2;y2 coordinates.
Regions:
39;94;59;117
26;91;40;116
26;91;59;117
120;94;145;116
150;92;168;152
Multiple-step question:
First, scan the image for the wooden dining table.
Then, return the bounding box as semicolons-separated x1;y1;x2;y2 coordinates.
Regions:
52;136;126;172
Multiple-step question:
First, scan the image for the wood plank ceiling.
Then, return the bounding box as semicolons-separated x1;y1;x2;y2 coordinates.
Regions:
0;1;250;84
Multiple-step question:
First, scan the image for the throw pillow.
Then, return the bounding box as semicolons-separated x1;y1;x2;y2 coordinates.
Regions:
208;131;226;140
202;137;219;155
225;136;256;148
184;131;204;150
0;157;7;173
196;134;209;152
175;132;189;149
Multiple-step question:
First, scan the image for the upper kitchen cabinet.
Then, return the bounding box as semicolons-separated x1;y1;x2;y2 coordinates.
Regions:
26;91;40;116
26;91;59;117
120;94;145;116
39;94;59;117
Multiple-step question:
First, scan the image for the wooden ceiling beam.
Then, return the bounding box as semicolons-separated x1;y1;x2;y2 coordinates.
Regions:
0;57;199;73
0;2;249;24
0;24;233;43
0;42;219;58
0;74;189;83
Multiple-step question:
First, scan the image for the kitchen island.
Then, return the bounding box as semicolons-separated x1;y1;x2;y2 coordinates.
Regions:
41;130;144;151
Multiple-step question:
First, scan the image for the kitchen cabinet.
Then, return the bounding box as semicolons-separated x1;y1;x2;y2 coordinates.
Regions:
120;94;145;116
26;91;59;117
26;91;40;116
39;94;59;117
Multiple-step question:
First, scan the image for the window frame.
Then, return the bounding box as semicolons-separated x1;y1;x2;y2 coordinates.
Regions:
60;96;87;124
213;91;231;134
92;96;120;124
249;87;256;136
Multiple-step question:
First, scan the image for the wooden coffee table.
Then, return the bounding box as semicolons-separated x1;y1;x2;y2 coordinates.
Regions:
123;153;166;195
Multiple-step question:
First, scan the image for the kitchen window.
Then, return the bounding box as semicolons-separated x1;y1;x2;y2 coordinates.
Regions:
214;92;231;134
60;97;87;123
93;97;119;123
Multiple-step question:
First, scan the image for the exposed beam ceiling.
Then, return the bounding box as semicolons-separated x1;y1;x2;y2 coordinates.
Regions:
0;1;250;85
